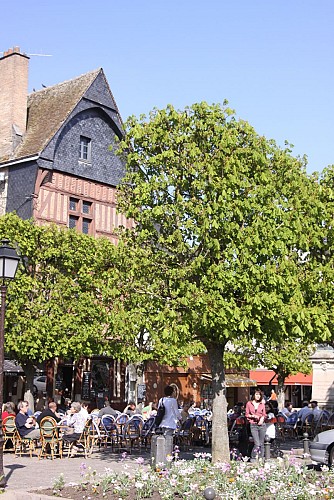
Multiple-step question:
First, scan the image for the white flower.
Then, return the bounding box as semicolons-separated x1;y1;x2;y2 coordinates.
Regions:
135;482;144;489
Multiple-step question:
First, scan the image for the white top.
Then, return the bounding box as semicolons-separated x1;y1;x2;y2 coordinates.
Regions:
159;397;181;430
265;411;276;439
68;412;86;434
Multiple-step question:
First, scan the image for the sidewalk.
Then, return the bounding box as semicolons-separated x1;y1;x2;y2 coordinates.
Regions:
1;438;312;497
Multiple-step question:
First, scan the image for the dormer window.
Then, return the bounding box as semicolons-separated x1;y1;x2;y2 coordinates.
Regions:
79;136;91;162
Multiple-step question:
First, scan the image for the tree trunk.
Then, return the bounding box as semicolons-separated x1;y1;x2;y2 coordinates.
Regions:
277;374;286;411
22;361;35;413
207;343;230;463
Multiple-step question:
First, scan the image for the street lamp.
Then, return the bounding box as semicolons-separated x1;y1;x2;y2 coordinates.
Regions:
0;239;20;487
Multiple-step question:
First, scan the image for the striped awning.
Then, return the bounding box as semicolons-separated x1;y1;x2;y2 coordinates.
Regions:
4;359;24;375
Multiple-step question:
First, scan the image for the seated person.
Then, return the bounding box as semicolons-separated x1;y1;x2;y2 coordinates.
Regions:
79;402;89;420
62;402;86;456
297;401;312;423
58;397;72;414
311;400;322;421
124;401;141;417
229;403;244;424
265;402;276;441
97;400;118;420
180;402;191;424
141;402;154;420
15;401;40;440
279;401;294;419
2;401;16;421
270;400;279;416
37;401;61;426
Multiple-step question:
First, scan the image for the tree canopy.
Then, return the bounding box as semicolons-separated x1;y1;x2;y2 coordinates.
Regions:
113;102;330;461
0;213;117;403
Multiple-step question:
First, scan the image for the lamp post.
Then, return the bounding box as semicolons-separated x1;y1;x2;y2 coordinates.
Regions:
0;240;20;487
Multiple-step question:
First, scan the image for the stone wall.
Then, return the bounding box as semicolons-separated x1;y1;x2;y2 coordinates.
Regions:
310;346;334;409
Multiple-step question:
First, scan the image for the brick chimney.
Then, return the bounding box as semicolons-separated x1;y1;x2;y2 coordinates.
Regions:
0;47;29;160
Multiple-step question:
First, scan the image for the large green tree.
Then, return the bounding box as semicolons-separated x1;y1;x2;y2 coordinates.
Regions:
0;213;116;407
112;102;329;461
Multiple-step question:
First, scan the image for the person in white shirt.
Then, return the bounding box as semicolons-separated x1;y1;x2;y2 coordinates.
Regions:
79;402;89;420
265;402;276;441
158;385;182;436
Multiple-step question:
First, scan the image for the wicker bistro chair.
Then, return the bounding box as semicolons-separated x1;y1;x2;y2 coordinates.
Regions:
313;410;331;435
2;415;17;452
282;412;299;439
101;415;118;450
122;416;143;453
140;416;155;449
192;415;209;445
87;418;108;451
115;413;129;450
39;417;63;460
15;430;38;458
302;413;315;439
276;415;286;440
65;419;92;458
176;417;195;451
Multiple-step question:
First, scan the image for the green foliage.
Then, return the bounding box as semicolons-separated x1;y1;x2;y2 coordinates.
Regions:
114;102;329;353
226;336;314;381
0;213;117;363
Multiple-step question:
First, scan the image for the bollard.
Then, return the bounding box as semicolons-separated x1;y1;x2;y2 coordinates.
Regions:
303;432;310;455
264;435;271;460
151;433;174;469
203;486;216;499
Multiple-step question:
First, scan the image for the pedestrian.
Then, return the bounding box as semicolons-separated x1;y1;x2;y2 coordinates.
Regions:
269;389;277;401
158;385;182;436
245;389;267;459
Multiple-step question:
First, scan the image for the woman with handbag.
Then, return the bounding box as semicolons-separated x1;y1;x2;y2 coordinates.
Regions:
156;385;182;436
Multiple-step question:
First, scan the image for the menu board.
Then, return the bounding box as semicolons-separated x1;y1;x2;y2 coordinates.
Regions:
137;383;146;403
81;371;91;400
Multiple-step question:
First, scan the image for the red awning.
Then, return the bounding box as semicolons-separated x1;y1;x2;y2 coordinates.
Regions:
250;370;312;386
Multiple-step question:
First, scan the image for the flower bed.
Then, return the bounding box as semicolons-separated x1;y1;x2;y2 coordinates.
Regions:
39;452;334;499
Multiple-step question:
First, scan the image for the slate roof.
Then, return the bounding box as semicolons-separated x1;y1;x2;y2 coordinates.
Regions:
12;69;103;161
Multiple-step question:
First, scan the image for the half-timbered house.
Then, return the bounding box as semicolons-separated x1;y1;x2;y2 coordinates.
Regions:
0;46;130;408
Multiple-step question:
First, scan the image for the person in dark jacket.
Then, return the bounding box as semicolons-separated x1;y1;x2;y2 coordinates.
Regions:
37;401;61;426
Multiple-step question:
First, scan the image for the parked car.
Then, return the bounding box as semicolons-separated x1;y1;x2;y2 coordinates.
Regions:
310;429;334;465
33;374;63;394
33;375;47;394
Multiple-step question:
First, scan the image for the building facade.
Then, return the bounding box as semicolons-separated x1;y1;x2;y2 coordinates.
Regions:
0;46;132;406
0;46;132;241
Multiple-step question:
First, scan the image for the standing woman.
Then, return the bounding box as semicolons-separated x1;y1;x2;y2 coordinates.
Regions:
159;385;182;436
245;389;267;459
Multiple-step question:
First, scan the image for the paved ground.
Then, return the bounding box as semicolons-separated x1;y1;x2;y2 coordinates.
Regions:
1;438;312;498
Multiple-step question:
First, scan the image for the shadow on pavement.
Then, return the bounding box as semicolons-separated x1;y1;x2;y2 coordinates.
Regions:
4;464;25;483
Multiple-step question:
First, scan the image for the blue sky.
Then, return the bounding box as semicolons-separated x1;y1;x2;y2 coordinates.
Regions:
1;0;333;174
